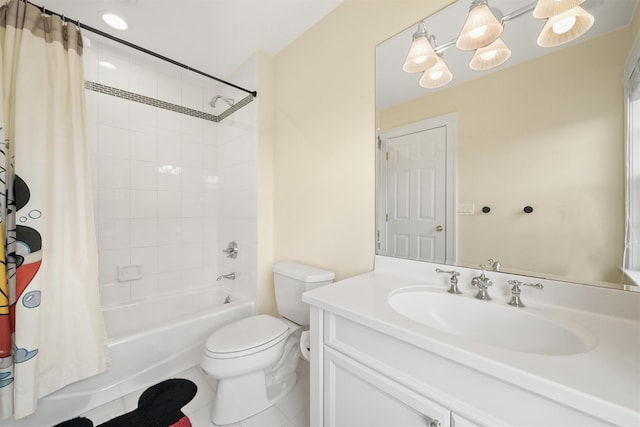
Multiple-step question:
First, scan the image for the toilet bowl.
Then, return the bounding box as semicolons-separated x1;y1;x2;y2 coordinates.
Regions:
200;261;334;426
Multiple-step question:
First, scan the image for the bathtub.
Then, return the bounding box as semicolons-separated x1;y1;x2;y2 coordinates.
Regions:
7;286;254;426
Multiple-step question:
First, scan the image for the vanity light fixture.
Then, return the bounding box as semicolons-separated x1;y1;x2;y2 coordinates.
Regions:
455;0;503;51
536;6;594;47
403;0;595;90
419;55;453;89
101;12;128;31
532;0;584;19
469;37;511;70
402;22;439;73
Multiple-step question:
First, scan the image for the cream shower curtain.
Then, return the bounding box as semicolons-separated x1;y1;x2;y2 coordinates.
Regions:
0;0;108;419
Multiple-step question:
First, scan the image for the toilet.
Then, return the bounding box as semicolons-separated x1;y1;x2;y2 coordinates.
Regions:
201;261;335;425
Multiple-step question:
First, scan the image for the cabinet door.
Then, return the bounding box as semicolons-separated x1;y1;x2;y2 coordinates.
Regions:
324;348;450;427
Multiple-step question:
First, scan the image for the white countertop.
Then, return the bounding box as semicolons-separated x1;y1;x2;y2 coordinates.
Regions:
303;257;640;426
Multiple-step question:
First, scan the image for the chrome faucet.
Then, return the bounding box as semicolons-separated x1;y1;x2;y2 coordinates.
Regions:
471;269;493;300
435;268;461;294
216;272;236;281
507;279;543;308
482;258;500;272
222;241;238;259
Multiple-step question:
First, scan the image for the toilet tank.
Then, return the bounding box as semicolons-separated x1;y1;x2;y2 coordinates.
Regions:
273;261;335;325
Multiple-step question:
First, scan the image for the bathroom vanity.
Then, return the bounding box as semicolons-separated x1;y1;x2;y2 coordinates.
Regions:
302;256;640;426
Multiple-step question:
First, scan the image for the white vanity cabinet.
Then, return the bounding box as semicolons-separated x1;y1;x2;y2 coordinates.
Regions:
304;258;640;426
312;309;489;427
308;307;623;427
324;347;450;427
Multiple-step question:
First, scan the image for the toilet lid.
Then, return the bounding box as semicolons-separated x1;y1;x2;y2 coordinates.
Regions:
205;314;289;357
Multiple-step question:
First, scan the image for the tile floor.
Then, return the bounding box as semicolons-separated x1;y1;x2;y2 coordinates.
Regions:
79;360;310;427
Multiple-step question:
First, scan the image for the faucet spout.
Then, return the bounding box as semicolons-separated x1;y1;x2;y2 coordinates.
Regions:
216;272;236;281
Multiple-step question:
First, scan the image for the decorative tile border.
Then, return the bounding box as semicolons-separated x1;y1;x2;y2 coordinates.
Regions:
84;80;254;123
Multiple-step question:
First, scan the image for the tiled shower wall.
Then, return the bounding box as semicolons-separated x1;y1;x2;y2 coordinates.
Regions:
82;34;258;307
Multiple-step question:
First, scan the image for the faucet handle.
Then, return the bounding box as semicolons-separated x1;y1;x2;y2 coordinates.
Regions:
508;280;543;307
472;270;492;300
435;268;461;294
222;241;239;258
508;279;543;290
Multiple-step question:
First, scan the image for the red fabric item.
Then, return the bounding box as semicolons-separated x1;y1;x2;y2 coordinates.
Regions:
2;259;41;356
170;416;191;427
0;318;10;357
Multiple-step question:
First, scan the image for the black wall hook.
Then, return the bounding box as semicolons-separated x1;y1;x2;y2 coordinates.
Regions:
523;206;534;214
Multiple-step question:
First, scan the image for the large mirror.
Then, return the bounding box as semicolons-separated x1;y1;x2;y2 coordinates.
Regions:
375;0;638;290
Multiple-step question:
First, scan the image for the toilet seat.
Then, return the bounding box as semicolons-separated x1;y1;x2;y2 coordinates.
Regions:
204;314;289;359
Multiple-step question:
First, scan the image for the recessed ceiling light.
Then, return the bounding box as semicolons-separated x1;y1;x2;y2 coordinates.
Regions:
101;13;128;30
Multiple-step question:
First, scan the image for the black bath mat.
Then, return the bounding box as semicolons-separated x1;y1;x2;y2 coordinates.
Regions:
54;418;93;427
55;378;197;427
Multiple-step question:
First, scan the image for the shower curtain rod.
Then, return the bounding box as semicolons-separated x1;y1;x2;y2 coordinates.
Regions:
25;0;258;98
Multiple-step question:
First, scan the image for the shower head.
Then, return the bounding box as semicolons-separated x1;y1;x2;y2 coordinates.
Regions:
208;95;235;108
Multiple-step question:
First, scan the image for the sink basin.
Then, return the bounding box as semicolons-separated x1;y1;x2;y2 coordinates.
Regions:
388;288;596;355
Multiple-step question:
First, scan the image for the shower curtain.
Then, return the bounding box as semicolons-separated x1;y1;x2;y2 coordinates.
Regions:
0;0;109;419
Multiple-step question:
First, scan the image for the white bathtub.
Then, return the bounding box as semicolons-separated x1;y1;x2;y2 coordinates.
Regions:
7;286;254;426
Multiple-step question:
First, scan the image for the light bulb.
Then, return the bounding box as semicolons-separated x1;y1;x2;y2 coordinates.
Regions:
412;38;432;64
480;49;498;60
402;26;438;73
456;2;503;51
419;56;453;89
553;15;576;34
429;70;444;80
469;37;511;70
537;6;593;47
469;25;487;39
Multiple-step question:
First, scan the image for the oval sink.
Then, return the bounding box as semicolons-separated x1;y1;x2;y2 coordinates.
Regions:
388;288;596;355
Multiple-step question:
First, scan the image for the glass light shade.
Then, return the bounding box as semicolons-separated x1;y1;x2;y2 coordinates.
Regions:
402;31;438;73
469;37;511;70
537;6;594;47
419;57;453;89
456;2;503;51
532;0;585;19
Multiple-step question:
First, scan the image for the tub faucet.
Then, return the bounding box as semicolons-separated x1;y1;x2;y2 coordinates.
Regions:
216;273;236;281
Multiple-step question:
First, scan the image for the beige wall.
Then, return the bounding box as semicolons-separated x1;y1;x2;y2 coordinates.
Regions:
257;51;277;315
260;1;639;312
263;0;452;311
629;0;640;47
379;28;630;284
